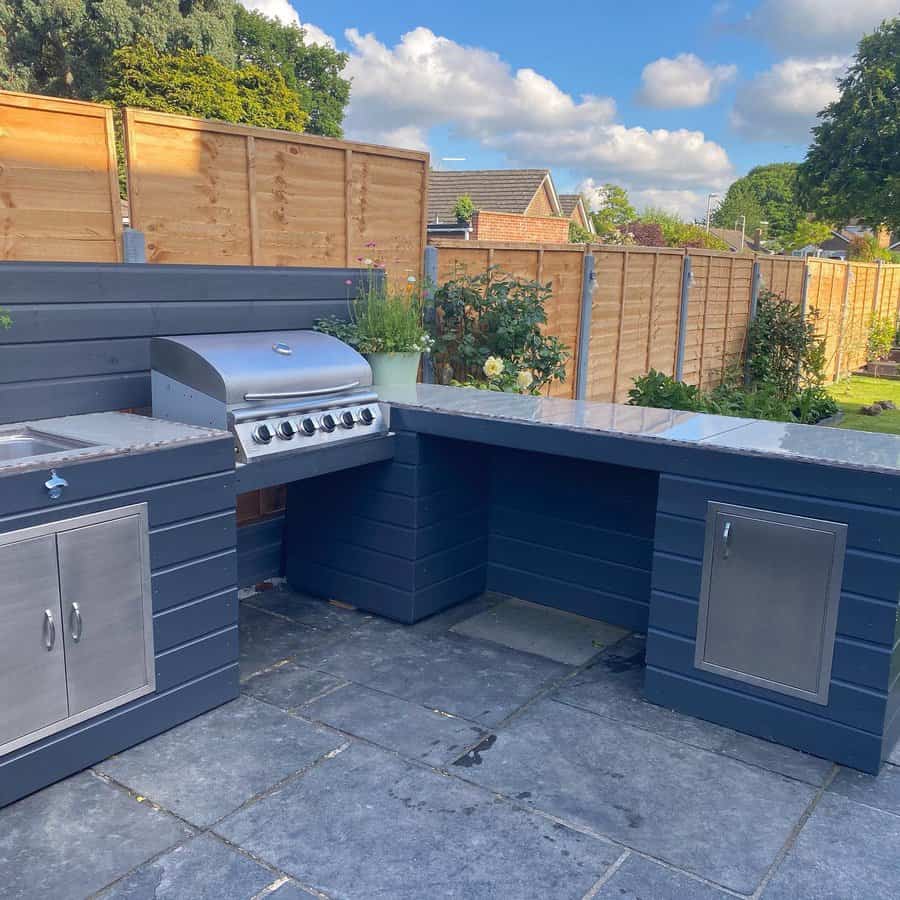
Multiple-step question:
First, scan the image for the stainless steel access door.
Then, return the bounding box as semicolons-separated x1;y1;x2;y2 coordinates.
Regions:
57;506;155;717
0;534;69;750
695;503;847;705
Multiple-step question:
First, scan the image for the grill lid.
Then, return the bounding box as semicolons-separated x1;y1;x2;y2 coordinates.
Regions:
151;331;372;405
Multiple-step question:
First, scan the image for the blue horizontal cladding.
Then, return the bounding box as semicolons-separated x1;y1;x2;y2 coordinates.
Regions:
237;516;285;587
154;626;239;693
488;564;649;632
652;548;898;647
644;665;883;774
491;504;653;571
388;405;900;510
655;519;900;605
151;549;238;613
0;666;239;808
657;472;900;556
153;589;238;653
150;511;237;570
491;448;658;539
490;534;651;601
646;626;887;735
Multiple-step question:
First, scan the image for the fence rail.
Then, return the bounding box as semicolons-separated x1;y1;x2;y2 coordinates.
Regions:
429;240;900;403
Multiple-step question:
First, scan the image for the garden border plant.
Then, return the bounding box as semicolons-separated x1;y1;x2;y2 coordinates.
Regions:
431;266;570;395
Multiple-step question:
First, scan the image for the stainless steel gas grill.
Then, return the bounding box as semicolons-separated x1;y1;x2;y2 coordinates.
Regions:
150;331;388;465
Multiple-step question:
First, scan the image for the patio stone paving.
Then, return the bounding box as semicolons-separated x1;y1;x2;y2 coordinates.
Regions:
4;589;900;899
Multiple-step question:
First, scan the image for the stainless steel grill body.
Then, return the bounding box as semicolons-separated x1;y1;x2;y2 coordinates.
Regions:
150;330;387;463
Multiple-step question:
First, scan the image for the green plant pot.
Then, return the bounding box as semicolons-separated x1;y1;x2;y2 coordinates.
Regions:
366;352;421;386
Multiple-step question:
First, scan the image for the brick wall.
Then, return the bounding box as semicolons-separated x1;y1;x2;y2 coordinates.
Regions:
525;182;555;217
473;210;569;243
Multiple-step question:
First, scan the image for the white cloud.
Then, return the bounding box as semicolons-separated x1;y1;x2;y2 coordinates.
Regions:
343;27;733;191
237;0;334;46
578;180;709;221
744;0;896;54
731;56;846;142
638;54;737;108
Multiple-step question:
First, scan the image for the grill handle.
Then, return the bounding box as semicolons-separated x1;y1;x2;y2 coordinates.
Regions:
243;381;361;401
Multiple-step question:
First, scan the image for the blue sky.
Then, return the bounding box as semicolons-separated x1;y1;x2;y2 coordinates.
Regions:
243;0;895;218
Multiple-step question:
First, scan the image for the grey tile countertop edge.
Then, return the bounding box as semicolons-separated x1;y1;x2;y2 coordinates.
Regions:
0;413;231;478
378;384;900;477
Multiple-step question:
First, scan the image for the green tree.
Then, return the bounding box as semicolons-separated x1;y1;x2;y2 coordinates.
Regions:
233;6;349;138
588;184;636;237
799;17;900;233
0;0;235;100
639;208;730;251
104;40;307;132
781;219;834;253
711;163;802;241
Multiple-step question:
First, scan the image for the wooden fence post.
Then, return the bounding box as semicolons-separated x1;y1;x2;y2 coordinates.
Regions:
873;260;884;319
674;254;692;381
744;260;762;386
574;249;595;401
422;244;438;384
834;263;853;379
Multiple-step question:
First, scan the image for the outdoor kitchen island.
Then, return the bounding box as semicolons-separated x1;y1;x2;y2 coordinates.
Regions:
287;383;900;775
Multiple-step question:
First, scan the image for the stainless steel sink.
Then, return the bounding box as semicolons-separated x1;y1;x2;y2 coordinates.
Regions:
0;429;91;462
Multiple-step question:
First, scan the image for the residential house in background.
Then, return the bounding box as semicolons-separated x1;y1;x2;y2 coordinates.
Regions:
709;227;763;253
791;224;896;260
558;194;594;235
427;169;572;243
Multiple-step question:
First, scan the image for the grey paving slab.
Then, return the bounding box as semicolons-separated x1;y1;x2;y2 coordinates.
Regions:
304;684;488;766
304;622;570;725
266;882;317;899
454;697;816;894
828;764;900;815
243;590;368;631
763;793;900;899
97;833;276;899
555;635;833;785
243;661;346;710
97;696;342;827
889;741;900;766
215;741;620;899
240;604;345;680
0;771;191;900
595;854;732;899
450;597;628;664
367;592;507;639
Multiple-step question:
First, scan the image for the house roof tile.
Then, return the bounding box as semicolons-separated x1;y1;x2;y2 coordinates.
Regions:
428;169;552;223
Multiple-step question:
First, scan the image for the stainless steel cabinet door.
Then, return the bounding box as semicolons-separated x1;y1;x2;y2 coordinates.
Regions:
695;503;846;705
57;512;153;716
0;534;69;752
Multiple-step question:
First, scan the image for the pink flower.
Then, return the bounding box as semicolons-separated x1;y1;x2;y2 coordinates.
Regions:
344;279;353;285
366;241;377;248
356;256;364;262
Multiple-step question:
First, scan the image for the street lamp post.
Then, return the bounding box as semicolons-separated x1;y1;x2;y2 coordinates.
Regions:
705;192;719;233
735;215;746;250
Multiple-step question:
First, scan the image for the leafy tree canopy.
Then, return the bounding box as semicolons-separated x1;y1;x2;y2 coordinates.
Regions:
0;0;235;99
104;39;307;132
233;6;349;137
711;163;802;240
588;184;636;237
799;17;900;233
780;219;833;253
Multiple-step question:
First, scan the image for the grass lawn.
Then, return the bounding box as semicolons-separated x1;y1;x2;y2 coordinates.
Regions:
826;375;900;435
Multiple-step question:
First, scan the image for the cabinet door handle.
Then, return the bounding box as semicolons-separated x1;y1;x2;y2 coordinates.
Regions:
44;609;56;651
70;603;83;643
722;520;732;559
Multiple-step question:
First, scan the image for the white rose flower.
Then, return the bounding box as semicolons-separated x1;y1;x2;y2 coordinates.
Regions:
483;356;504;378
516;370;534;391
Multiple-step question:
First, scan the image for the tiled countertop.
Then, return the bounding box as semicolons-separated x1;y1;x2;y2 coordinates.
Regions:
378;383;900;475
0;412;231;477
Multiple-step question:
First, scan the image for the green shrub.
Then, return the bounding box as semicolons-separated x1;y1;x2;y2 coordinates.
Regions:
628;370;705;411
452;195;476;222
868;316;895;360
433;267;570;394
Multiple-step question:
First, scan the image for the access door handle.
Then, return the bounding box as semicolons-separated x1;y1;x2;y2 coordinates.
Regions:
43;609;56;651
722;520;732;559
70;602;83;642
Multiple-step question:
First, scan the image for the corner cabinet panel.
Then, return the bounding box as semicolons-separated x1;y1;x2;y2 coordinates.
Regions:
57;507;155;717
0;535;69;754
695;503;847;705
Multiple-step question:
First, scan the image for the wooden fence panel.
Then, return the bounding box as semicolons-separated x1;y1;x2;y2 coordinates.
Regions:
123;108;428;276
807;259;849;380
0;90;122;262
756;256;806;303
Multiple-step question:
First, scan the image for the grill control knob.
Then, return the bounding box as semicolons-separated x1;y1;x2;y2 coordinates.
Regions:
340;411;355;429
252;423;273;445
320;413;336;433
300;418;316;436
358;407;375;426
278;421;295;440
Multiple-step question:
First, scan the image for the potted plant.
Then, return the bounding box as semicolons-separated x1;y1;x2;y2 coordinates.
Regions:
452;194;476;225
316;259;433;386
